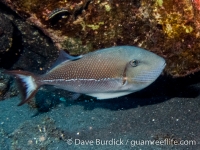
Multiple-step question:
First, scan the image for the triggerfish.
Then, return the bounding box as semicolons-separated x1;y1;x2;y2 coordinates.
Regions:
5;46;166;106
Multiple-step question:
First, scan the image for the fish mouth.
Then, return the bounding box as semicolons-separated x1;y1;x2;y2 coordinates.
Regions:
132;61;166;83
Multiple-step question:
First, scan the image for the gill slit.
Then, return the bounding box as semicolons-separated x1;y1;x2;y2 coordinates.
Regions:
122;63;128;85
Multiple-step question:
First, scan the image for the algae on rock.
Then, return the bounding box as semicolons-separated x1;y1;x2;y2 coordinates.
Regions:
1;0;200;77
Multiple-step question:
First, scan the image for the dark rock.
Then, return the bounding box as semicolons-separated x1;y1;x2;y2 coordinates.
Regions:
0;2;58;73
10;18;59;74
0;80;9;98
0;13;22;69
0;2;59;100
0;70;11;100
0;13;13;53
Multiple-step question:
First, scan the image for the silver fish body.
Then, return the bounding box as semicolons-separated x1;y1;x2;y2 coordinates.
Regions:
5;46;166;105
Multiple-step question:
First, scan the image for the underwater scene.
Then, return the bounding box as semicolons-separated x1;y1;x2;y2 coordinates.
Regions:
0;0;200;149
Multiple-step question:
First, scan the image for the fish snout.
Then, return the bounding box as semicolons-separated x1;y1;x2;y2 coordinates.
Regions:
132;60;166;83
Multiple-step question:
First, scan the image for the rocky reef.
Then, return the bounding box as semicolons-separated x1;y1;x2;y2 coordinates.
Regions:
1;0;200;77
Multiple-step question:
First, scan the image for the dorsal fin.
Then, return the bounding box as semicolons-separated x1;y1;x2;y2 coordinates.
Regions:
50;50;82;69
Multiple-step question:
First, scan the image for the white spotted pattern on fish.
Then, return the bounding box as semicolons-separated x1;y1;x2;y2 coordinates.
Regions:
5;46;166;105
40;51;126;93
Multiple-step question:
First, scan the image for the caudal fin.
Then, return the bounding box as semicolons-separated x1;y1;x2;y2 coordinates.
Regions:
4;70;41;106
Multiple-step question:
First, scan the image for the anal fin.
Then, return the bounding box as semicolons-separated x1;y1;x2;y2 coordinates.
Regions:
86;92;132;100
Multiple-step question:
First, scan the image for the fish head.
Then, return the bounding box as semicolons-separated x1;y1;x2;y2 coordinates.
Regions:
123;46;166;91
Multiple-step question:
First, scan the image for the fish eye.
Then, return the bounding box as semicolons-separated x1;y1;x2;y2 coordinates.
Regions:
130;59;139;67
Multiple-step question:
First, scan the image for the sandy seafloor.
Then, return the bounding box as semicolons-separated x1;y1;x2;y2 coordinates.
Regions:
1;75;200;150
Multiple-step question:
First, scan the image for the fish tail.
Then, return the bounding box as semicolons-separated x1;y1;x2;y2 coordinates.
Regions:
4;70;42;106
